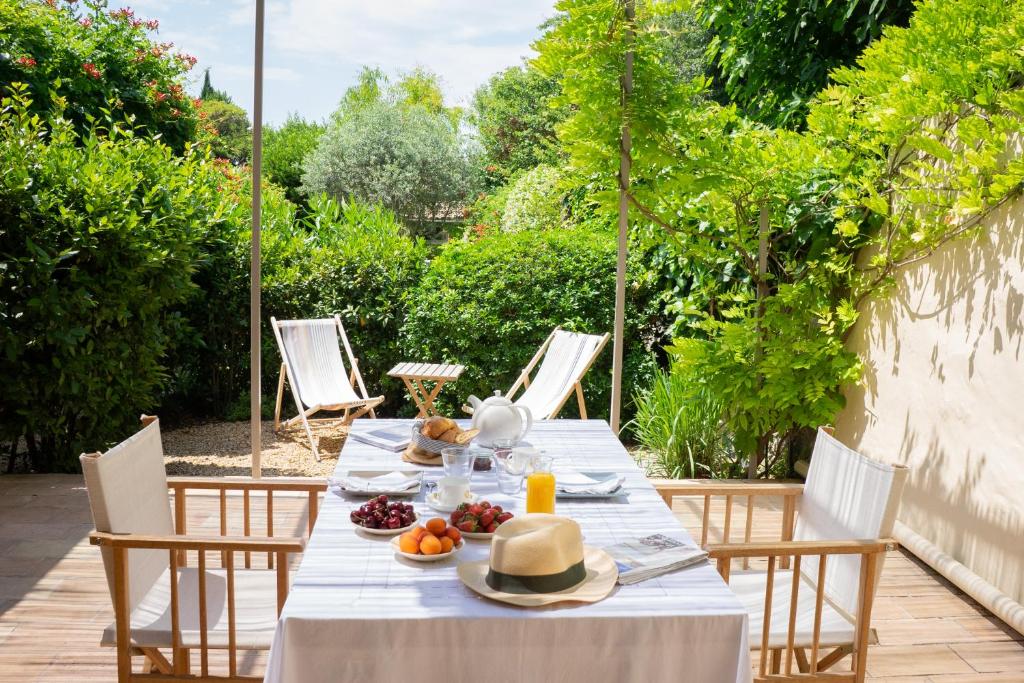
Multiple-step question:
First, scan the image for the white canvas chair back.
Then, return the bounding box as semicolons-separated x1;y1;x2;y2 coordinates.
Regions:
794;428;908;618
515;330;606;419
80;418;175;614
275;318;362;408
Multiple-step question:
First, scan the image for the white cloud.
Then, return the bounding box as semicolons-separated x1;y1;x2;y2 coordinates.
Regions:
107;0;556;123
263;0;554;104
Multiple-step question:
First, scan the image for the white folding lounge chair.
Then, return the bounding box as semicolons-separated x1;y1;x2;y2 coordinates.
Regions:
506;327;610;419
271;316;384;461
81;416;324;681
654;428;908;683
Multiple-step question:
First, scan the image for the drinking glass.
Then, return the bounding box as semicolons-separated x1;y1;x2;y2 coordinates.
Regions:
494;453;526;495
441;448;474;480
491;437;518;461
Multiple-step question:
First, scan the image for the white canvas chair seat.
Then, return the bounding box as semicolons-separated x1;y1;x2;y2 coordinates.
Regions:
272;316;383;460
276;319;363;409
101;567;279;650
506;327;610;420
794;430;907;619
729;569;876;650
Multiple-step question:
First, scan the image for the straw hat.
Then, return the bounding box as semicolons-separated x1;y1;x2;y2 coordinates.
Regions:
457;513;618;606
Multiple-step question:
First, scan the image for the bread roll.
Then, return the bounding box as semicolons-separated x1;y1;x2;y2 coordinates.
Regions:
438;427;461;443
422;416;453;439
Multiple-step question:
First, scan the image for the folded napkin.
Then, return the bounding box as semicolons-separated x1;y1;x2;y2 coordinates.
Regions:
555;471;625;495
329;472;420;493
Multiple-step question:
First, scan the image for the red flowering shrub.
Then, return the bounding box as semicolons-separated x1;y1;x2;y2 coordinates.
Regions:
0;0;200;152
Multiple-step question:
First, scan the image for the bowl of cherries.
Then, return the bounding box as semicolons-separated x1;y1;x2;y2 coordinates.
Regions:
350;495;417;536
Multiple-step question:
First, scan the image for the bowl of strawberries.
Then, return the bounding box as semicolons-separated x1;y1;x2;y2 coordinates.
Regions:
449;500;514;539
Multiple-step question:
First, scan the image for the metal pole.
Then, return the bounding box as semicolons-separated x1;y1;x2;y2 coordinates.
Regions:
250;0;266;478
610;0;634;435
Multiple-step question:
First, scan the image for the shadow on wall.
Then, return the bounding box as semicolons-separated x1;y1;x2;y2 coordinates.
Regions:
837;196;1024;605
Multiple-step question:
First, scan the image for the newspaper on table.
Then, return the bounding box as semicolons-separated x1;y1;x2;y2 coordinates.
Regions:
348;424;411;452
605;534;709;585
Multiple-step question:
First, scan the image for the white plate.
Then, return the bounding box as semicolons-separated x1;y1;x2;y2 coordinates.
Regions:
461;530;497;540
425;490;478;513
331;470;423;497
390;536;464;562
352;509;415;536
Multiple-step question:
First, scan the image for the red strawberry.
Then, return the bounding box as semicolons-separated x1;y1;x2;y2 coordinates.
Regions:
485;522;498;533
480;501;491;510
496;512;513;523
457;519;478;533
491;505;503;514
450;509;464;524
467;504;484;516
479;511;495;527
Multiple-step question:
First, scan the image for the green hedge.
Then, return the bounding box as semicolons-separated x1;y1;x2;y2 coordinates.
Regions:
401;226;664;421
163;192;429;420
0;92;217;470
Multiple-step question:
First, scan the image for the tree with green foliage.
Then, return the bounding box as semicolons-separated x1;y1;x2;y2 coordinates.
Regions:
538;0;1024;474
338;66;462;126
471;64;569;184
199;99;251;164
697;0;915;127
302;70;477;224
200;68;233;103
0;0;201;153
262;115;325;205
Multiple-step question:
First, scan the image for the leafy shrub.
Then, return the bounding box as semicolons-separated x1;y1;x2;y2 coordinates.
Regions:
200;99;251;164
0;0;201;152
0;90;220;470
401;226;663;421
630;362;741;479
500;165;564;233
263;115;325;206
471;64;568;184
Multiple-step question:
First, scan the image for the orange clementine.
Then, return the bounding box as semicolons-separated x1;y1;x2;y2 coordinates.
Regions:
419;534;442;555
425;518;447;536
439;536;454;553
398;532;420;554
444;527;462;543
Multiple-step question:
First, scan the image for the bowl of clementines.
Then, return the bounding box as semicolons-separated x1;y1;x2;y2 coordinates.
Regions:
391;517;464;563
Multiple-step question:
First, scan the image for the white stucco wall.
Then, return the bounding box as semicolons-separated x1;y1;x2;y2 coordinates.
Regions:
834;197;1024;613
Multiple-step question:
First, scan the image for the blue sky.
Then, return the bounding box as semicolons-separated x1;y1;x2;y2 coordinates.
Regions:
112;0;557;125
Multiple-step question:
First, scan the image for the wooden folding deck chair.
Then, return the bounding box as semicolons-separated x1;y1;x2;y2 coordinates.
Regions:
81;415;327;681
653;428;908;683
271;315;384;461
502;327;610;420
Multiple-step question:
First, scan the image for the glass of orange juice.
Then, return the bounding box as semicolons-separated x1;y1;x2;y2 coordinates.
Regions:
526;455;555;514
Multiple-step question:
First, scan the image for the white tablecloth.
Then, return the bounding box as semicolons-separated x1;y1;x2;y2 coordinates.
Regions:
264;420;751;683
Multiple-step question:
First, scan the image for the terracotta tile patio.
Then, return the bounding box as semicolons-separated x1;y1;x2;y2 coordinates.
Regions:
0;475;1021;681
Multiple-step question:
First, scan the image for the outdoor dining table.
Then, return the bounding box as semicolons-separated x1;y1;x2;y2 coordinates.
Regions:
264;419;752;683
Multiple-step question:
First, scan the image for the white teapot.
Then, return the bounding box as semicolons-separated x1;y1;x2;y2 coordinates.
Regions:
467;391;533;447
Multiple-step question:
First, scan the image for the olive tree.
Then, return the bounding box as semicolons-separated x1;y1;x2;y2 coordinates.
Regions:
301;98;476;223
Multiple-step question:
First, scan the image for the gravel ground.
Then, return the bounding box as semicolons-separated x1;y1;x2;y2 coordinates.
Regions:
163;419;349;478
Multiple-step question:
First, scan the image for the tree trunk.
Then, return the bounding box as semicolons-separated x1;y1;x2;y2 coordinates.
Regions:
749;204;770;478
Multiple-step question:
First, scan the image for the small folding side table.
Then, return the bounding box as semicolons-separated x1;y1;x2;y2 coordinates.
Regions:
387;362;466;417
